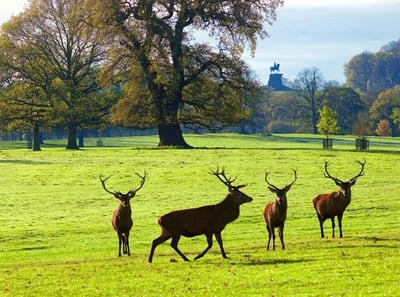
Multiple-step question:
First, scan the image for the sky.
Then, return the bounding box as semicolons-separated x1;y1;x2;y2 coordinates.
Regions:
1;0;399;84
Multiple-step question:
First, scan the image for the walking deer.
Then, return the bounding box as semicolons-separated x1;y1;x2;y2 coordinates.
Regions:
313;160;365;238
263;169;297;250
99;171;146;256
148;167;253;263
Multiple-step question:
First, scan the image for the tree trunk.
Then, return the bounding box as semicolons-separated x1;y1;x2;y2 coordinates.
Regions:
32;123;41;151
66;124;79;149
78;130;84;148
158;123;192;148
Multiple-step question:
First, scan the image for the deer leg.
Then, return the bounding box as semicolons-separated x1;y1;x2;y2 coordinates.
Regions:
271;226;276;250
317;215;326;238
195;233;214;260
170;235;190;262
148;234;171;263
278;224;285;250
337;214;343;238
266;224;272;250
331;217;336;238
117;232;123;257
214;231;227;259
125;232;130;256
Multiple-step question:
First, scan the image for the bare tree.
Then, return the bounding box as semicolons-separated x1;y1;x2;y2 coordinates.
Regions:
294;67;325;134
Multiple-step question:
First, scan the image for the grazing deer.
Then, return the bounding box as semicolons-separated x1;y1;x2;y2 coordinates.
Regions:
99;171;146;257
148;167;253;263
263;169;297;250
313;160;365;238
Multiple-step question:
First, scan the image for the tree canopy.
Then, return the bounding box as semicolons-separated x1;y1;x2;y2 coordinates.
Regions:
0;0;116;149
94;0;283;147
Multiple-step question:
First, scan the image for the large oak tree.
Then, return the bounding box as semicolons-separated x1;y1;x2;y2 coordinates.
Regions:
96;0;283;147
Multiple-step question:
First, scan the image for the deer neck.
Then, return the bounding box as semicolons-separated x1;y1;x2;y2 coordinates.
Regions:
337;189;351;202
118;203;132;215
219;195;240;222
274;199;287;214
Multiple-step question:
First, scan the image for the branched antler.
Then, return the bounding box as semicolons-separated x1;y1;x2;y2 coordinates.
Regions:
265;169;297;190
350;159;366;182
324;161;343;183
99;175;120;195
210;167;245;189
130;171;147;194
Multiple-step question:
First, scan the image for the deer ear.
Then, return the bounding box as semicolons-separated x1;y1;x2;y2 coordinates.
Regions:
268;186;277;193
284;185;292;193
350;179;357;186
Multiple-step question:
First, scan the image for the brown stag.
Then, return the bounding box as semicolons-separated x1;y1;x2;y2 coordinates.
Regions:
99;171;146;256
148;167;253;263
263;169;297;250
313;160;365;238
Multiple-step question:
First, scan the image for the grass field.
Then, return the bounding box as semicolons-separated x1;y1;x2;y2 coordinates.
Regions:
0;133;399;296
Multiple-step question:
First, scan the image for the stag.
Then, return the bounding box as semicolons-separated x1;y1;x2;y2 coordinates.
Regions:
313;160;365;238
99;171;146;256
263;169;297;250
148;167;253;263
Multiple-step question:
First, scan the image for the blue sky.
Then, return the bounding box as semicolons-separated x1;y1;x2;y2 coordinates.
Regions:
1;0;399;84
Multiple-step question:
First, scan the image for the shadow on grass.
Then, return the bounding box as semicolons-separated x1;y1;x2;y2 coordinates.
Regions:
232;257;315;266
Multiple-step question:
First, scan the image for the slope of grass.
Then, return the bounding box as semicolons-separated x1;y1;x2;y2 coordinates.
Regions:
0;133;399;296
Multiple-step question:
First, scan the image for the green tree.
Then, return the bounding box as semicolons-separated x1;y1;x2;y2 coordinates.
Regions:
370;85;400;135
391;107;400;127
95;0;283;148
265;91;309;133
317;106;339;137
0;0;113;149
344;51;375;93
0;83;50;150
322;86;366;134
345;39;400;104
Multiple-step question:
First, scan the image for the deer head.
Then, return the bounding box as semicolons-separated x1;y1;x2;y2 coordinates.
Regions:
99;171;147;206
324;160;365;197
210;167;253;205
265;169;297;204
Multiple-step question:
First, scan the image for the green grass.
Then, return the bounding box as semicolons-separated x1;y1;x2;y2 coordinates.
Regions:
0;133;399;296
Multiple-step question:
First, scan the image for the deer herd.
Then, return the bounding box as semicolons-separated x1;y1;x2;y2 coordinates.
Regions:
100;160;366;262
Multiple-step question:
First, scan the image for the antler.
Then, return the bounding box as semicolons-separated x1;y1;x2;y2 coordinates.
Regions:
264;171;279;191
99;175;120;195
350;159;366;182
324;161;343;183
129;171;147;194
265;169;297;190
210;167;244;188
287;169;298;188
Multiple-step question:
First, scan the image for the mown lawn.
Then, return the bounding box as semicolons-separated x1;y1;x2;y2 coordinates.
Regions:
0;133;399;296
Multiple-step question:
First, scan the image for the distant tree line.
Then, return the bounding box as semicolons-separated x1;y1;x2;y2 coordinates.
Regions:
243;39;400;137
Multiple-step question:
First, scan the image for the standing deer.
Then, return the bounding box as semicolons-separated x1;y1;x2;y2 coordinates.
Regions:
99;171;146;257
148;167;253;263
313;160;365;238
263;169;297;250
